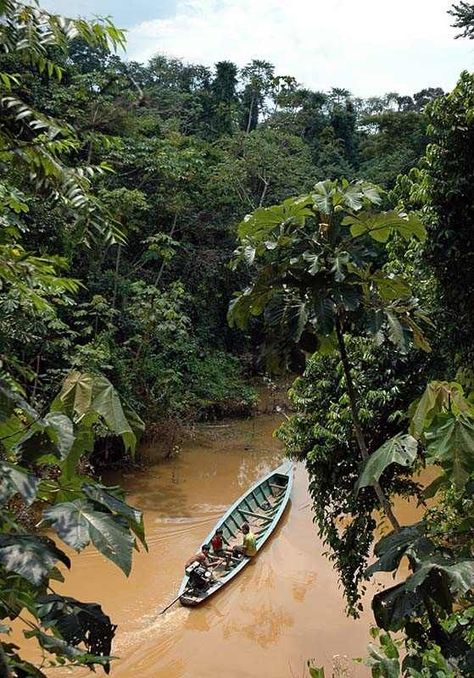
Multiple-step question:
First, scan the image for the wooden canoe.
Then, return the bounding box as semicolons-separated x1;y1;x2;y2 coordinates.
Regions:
178;460;293;606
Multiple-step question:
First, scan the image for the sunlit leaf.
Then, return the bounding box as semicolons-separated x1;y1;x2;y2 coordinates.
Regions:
83;484;147;549
425;412;474;488
409;381;471;438
43;500;135;575
0;460;39;506
356;433;418;492
52;372;144;454
0;535;70;585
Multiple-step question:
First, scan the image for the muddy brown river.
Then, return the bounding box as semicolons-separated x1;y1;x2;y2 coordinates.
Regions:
18;412;429;678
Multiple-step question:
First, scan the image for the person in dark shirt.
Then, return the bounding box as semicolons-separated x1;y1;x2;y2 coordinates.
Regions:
185;543;222;570
211;528;231;557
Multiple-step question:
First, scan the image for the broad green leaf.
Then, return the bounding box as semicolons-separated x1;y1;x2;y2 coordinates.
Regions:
0;461;39;506
52;372;94;419
60;416;96;480
43;413;75;458
366;640;400;678
425;412;474;488
309;667;325;678
340;183;366;211
366;523;435;577
360;184;383;205
26;629;84;661
0;535;70;585
90;375;142;451
228;281;275;329
356;434;418;492
372;582;425;631
385;310;407;352
237;198;311;240
14;413;75;464
405;317;432;353
406;558;474;597
423;473;449;499
330;251;349;282
83;484;147;549
264;292;308;343
409;381;471;438
0;384;38;423
37;594;115;669
302;251;321;275
243;245;256;264
312;180;335;214
373;273;411;301
43;500;135;575
346;211;426;243
312;296;335;335
52;371;144;454
374;557;473;629
332;284;361;312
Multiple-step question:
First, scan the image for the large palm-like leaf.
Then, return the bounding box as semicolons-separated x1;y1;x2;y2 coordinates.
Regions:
356;433;418;493
365;523;435;577
0;535;70;585
43;500;135;575
373;557;474;632
37;594;116;673
52;371;144;454
0;460;39;505
425;412;474;488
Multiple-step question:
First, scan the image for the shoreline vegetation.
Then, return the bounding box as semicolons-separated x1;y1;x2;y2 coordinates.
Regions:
1;1;473;676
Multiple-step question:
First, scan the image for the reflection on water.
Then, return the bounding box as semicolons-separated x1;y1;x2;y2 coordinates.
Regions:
292;571;318;603
12;413;429;678
224;599;294;648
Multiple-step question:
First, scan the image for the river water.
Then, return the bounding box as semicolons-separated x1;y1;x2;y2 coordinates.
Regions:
38;412;427;678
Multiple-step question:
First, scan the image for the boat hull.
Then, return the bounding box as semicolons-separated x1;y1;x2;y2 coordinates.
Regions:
177;460;293;606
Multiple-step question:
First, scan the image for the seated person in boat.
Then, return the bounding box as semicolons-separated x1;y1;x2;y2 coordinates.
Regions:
211;528;231;557
185;543;222;571
232;522;257;558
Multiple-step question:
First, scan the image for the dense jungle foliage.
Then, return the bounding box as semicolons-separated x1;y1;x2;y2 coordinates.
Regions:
0;0;445;432
0;0;473;675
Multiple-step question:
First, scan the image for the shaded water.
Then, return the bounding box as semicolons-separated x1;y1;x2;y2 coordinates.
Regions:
34;413;428;677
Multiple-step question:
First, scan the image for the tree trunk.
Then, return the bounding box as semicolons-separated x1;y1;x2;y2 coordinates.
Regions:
154;212;178;287
334;314;401;531
246;94;255;134
111;244;122;311
0;643;10;678
258;174;269;207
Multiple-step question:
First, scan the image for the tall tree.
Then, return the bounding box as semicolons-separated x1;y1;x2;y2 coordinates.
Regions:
210;60;239;136
449;1;474;38
394;72;474;381
240;60;275;133
228;179;430;612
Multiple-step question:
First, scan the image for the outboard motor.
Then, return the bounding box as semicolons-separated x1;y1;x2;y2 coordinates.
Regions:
185;560;212;591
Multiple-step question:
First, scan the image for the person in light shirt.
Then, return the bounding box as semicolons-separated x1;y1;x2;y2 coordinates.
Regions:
232;522;257;558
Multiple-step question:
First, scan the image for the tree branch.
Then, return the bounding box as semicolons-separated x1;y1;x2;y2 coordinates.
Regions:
334;312;401;531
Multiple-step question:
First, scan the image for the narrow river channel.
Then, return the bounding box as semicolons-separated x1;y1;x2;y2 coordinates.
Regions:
40;412;426;678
